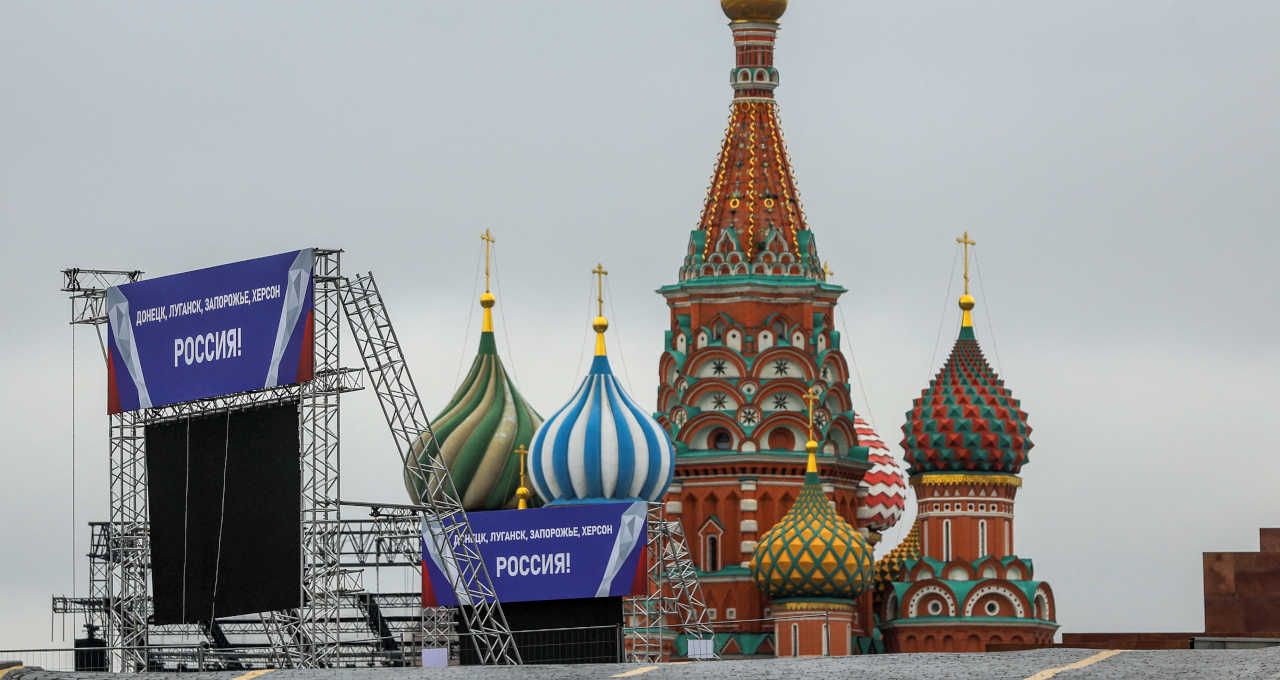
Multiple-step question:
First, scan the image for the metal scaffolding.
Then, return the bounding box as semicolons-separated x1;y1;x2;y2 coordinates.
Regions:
625;503;714;662
338;271;519;665
56;253;492;670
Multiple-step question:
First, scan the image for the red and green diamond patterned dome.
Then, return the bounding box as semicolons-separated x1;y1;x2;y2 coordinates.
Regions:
901;296;1033;476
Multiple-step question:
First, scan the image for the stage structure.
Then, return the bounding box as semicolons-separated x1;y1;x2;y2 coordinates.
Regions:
57;251;519;670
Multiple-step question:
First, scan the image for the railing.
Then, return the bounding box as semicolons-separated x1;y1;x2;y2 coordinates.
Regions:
625;612;864;660
453;625;624;666
0;638;417;673
0;625;626;672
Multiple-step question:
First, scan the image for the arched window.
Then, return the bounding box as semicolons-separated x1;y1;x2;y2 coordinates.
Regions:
791;623;799;657
822;622;829;656
1005;519;1012;554
943;519;952;562
704;534;720;572
711;428;732;451
979;520;988;557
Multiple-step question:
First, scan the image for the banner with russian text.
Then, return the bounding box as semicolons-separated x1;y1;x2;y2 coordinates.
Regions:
421;501;647;606
105;249;314;413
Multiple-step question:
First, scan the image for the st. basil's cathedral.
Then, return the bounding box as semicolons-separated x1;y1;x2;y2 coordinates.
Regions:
416;0;1058;657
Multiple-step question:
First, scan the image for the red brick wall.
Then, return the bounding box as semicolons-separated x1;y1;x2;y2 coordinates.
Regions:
1060;633;1194;650
1203;528;1280;635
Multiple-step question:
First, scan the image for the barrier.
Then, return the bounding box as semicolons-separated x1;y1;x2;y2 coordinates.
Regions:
0;624;625;671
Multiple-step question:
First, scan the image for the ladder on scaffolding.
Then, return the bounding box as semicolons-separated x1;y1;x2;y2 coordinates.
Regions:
338;271;520;665
625;503;714;662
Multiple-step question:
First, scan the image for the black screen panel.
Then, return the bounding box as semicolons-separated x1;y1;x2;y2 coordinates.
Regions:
147;402;301;624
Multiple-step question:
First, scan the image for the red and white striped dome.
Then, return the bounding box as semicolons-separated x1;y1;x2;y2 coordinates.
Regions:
854;415;907;532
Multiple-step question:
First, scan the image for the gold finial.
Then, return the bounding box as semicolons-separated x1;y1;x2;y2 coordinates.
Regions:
802;386;820;473
956;231;977;328
591;263;609;356
721;0;788;23
515;444;531;510
822;261;834;281
480;229;497;331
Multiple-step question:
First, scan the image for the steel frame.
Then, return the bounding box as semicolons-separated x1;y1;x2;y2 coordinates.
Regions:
624;503;714;662
59;254;366;670
337;272;519;664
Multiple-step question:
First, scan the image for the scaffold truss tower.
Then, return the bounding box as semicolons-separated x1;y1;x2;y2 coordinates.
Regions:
625;503;714;662
338;271;520;665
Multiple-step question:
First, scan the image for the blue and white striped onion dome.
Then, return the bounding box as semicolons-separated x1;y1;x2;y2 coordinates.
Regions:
528;336;675;504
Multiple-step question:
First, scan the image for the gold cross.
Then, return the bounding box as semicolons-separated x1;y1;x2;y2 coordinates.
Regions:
592;263;608;318
802;386;821;440
480;229;497;293
956;231;976;295
822;261;834;281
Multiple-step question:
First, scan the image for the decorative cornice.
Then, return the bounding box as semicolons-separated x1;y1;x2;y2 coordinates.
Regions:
912;473;1023;488
772;599;856;612
878;617;1059;630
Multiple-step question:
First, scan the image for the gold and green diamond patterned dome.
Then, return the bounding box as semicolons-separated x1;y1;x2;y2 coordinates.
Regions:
750;440;875;601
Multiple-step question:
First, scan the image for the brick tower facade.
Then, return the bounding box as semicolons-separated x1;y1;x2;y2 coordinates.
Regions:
654;0;906;656
876;245;1059;652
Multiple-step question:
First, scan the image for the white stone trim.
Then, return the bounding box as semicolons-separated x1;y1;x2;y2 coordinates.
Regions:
907;585;957;618
963;584;1026;618
1034;587;1053;620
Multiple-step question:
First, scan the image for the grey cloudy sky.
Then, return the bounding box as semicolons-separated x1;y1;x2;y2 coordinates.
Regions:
2;0;1278;649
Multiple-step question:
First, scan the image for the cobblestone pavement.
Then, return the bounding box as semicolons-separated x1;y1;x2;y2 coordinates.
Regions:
5;647;1280;680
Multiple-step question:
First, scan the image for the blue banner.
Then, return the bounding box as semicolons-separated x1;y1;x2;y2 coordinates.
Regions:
421;502;647;606
105;250;315;413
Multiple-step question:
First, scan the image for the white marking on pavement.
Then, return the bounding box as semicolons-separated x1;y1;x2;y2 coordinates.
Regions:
612;665;660;677
1024;650;1127;680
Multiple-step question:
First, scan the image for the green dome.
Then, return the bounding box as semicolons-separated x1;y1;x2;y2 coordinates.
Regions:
407;330;542;510
750;456;875;601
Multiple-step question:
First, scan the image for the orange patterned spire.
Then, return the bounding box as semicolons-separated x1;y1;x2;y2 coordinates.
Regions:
680;7;824;282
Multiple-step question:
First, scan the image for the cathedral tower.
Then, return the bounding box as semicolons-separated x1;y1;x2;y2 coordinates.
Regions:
655;0;905;652
876;235;1058;652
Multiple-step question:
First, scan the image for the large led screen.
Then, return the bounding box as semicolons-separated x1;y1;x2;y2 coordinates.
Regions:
146;403;301;624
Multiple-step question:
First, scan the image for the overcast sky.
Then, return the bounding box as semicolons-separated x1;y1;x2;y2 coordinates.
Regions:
2;0;1278;650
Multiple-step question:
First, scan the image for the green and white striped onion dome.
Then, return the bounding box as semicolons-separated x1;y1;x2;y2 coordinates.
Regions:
406;304;543;510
